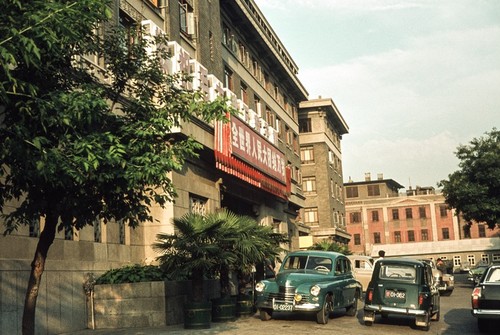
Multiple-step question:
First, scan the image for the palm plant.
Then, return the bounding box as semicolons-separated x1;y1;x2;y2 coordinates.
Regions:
154;213;224;302
308;240;352;255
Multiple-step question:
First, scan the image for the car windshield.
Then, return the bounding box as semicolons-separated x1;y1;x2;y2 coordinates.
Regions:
484;268;500;283
379;264;416;281
282;255;332;272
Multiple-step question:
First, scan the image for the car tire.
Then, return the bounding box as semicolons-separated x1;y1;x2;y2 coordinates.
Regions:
260;309;272;321
431;308;440;321
420;313;430;331
478;318;488;333
346;290;359;316
316;295;331;324
364;320;373;326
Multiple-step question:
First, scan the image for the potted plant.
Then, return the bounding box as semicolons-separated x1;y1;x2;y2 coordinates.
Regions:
155;212;223;329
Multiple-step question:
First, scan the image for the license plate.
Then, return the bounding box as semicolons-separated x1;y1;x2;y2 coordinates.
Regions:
273;302;293;311
385;289;406;300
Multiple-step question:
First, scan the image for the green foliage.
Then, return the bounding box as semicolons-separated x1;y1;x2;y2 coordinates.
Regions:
308;240;352;255
154;210;288;298
0;0;232;235
95;264;165;284
439;128;500;229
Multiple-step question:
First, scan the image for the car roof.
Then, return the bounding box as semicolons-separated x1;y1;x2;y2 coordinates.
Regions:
377;258;426;266
286;250;345;258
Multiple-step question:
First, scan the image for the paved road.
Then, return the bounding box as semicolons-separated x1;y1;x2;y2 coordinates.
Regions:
61;274;499;335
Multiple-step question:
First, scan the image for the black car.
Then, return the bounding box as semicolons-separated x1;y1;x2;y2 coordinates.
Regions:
363;258;440;331
471;264;500;332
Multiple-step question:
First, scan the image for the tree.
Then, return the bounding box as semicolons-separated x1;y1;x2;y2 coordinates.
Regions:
439;128;500;230
308;240;352;255
0;1;230;334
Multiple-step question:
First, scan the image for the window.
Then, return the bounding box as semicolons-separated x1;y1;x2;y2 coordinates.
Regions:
94;219;101;243
371;211;379;222
419;206;426;218
304;208;318;225
299;118;312;133
354;234;361;245
346;186;359;198
467;254;476;266
266;108;275;128
64;226;73;241
421;229;429;241
367;184;380;196
223;67;233;90
442;227;450;240
405;208;413;219
240;83;248;105
394;231;401;243
392;209;399;220
190;195;207;215
292;133;299;154
408;230;415;242
439;205;448;217
29;219;40;238
493;254;500;262
350;212;361;223
300;146;314;164
463;224;471;238
374;232;381;244
302;177;316;193
481;254;490;264
479;225;486;238
453;255;461;267
179;0;194;36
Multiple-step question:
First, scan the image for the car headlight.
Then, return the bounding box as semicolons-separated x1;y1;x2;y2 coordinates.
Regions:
310;285;321;296
255;282;265;292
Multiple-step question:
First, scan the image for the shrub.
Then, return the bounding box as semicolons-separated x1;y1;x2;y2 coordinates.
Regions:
95;264;165;284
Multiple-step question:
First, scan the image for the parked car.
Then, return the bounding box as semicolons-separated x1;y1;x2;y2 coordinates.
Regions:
348;255;374;292
363;258;440;331
255;250;362;324
468;264;491;286
471;264;500;332
418;259;454;296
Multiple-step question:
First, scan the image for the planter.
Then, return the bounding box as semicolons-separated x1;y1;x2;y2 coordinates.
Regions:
236;294;255;317
211;297;236;322
184;301;212;329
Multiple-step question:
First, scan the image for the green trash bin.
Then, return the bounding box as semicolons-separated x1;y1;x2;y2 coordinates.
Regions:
236;295;255;317
184;301;212;329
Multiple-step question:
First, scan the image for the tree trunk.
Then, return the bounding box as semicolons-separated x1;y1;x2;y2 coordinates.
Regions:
22;211;58;335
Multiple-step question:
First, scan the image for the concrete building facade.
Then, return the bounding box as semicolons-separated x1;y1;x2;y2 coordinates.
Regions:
345;175;500;272
298;99;350;247
0;1;325;333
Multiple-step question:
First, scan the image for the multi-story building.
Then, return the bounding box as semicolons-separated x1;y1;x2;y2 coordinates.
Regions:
298;98;350;247
0;1;316;333
345;174;500;271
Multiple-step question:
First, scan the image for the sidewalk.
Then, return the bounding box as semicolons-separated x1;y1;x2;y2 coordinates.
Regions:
58;315;260;335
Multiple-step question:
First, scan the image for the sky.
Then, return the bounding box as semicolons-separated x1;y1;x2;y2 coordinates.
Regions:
254;0;500;189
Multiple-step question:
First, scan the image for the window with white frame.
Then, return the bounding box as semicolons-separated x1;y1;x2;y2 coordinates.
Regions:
304;207;318;225
300;146;314;164
179;0;195;36
493;254;500;262
453;255;461;267
467;254;476;266
481;254;490;264
190;194;207;215
302;176;316;193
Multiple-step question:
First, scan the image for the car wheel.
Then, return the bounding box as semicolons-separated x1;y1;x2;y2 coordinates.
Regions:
431;308;440;321
478;318;488;333
316;295;331;324
421;313;430;331
260;309;272;321
346;290;359;316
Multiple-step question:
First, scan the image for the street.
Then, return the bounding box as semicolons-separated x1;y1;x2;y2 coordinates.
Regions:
64;274;498;335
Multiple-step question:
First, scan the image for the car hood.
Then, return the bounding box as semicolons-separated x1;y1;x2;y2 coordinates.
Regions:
275;270;331;287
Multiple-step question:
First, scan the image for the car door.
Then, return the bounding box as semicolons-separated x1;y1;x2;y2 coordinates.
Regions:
340;258;356;307
426;265;440;311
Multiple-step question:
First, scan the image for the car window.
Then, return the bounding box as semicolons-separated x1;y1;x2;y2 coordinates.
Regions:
485;268;500;282
307;257;332;272
379;264;416;281
282;255;332;272
283;255;308;270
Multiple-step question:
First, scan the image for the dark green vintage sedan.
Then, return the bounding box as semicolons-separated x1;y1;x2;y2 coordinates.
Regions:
255;250;362;324
363;258;440;331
